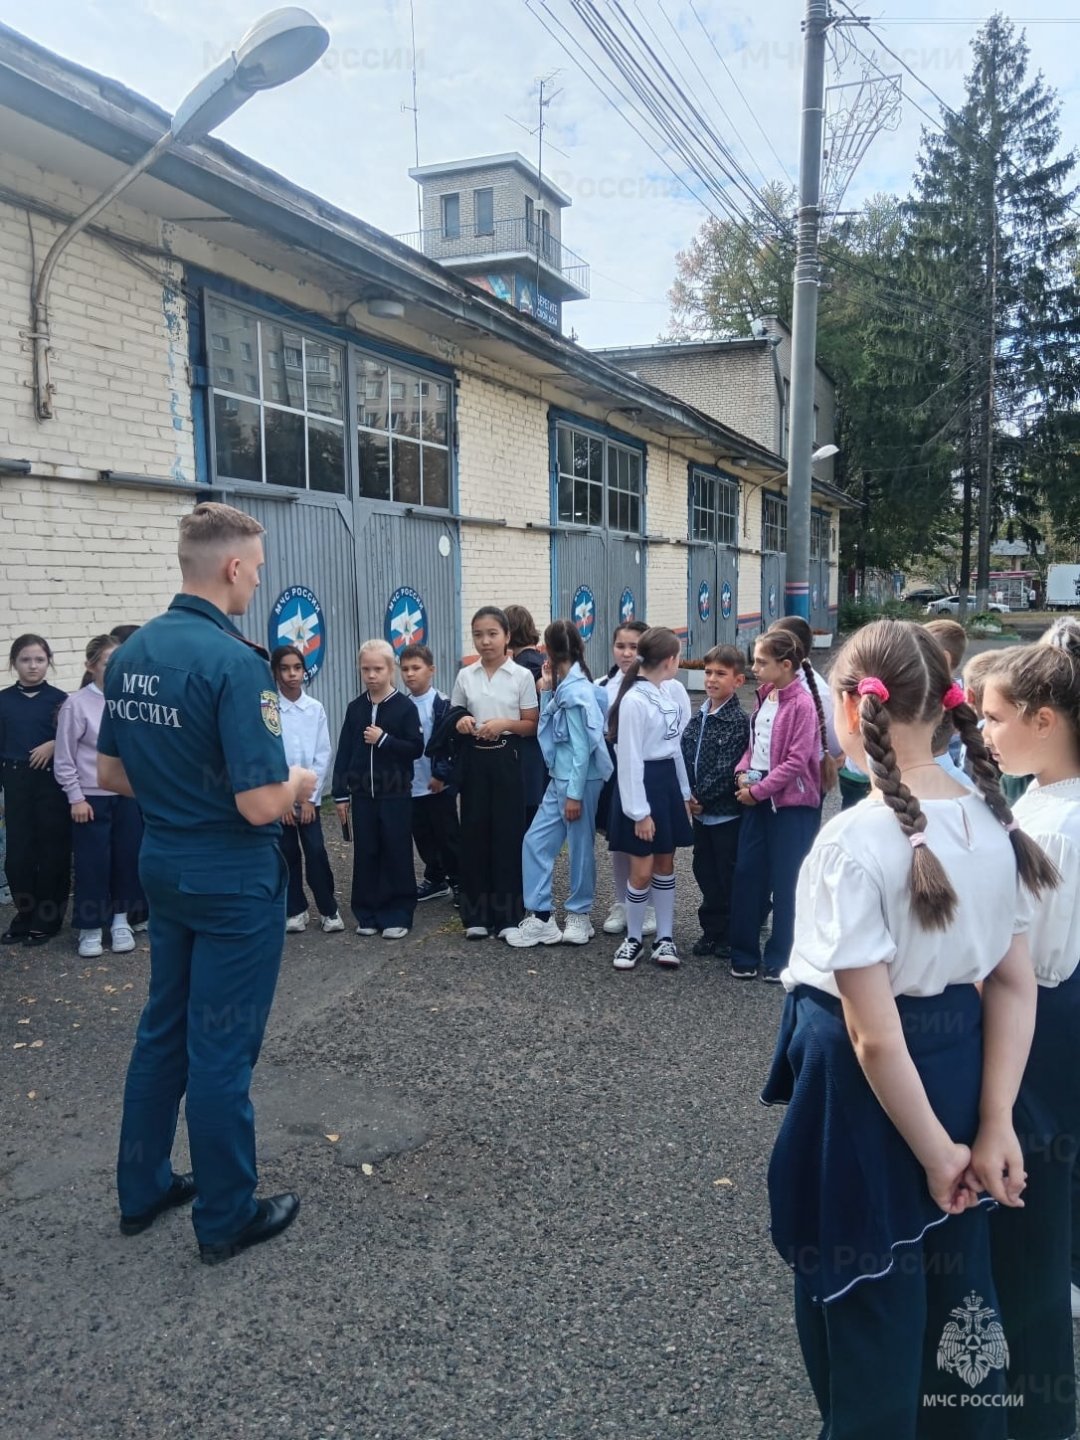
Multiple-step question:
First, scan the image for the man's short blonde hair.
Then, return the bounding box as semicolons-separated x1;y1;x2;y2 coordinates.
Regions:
178;502;264;576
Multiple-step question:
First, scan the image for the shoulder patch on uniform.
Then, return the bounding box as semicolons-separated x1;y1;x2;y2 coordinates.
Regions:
260;689;282;737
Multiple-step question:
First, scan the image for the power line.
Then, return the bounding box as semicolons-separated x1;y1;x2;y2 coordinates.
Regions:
685;0;796;184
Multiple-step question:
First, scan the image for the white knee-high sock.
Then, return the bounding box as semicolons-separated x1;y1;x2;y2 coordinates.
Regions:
611;852;630;906
625;883;650;942
650;873;676;941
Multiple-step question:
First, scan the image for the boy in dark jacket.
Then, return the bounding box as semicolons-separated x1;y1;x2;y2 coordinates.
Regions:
680;645;750;958
399;642;461;905
333;640;423;938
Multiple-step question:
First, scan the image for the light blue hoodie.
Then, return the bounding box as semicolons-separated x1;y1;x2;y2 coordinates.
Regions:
538;663;614;800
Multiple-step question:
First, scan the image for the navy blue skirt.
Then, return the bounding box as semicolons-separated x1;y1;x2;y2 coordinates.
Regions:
595;742;617;838
762;983;989;1305
607;758;694;856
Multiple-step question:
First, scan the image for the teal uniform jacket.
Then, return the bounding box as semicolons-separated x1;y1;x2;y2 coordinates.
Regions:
97;594;289;849
100;593;294;1244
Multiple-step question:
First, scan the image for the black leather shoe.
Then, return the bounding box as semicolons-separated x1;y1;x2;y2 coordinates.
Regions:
198;1193;300;1266
1;929;27;945
120;1172;197;1235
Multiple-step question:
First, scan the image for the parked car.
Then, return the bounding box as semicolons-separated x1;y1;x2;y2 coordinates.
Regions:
902;588;945;606
924;595;1011;616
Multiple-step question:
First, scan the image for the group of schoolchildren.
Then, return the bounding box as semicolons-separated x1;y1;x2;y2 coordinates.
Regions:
6;602;1080;1436
1;628;145;957
286;602;835;978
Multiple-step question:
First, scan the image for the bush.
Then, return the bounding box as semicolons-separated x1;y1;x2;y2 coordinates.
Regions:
837;598;919;632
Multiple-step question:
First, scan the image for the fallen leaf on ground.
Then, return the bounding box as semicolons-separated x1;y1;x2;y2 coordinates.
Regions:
29;1040;44;1049
361;1163;374;1176
13;1043;26;1050
714;1178;734;1187
27;1091;37;1099
16;1018;29;1025
324;1133;340;1143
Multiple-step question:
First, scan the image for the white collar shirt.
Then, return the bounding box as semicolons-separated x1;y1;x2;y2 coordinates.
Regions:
278;689;332;804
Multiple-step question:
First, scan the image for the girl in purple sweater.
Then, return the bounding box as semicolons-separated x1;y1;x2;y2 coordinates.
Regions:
729;628;830;981
54;635;145;958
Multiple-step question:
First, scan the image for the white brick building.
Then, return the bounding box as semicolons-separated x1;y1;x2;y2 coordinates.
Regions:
0;25;849;733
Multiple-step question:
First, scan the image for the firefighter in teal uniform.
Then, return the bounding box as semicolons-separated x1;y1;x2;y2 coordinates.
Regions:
97;503;316;1265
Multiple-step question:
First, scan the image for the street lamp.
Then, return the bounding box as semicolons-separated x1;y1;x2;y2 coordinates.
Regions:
740;444;839;537
31;7;330;420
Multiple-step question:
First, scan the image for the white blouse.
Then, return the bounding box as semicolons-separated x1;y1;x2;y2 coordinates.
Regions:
451;657;538;729
615;679;692;821
785;793;1030;998
1013;778;1080;987
750;693;778;771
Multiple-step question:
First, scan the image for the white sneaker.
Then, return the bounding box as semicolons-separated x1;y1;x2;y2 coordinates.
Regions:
465;926;489;940
1072;1282;1080;1320
285;912;309;933
612;937;644;970
642;906;657;937
132;920;149;933
561;913;595;945
111;924;136;954
382;927;410;939
356;926;378;936
651;937;680;969
602;902;627;934
78;929;103;959
505;915;563;947
320;912;345;933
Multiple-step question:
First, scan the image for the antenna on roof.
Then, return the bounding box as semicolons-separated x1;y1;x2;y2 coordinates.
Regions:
401;0;423;232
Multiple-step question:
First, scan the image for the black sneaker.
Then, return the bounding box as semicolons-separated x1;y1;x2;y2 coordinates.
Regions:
692;935;718;957
451;886;461;909
762;969;784;984
731;963;759;979
651;937;681;969
416;880;451;903
612;937;644;970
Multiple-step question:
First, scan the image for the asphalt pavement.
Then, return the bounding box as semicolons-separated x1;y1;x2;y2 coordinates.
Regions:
1;830;819;1440
4;648;1078;1438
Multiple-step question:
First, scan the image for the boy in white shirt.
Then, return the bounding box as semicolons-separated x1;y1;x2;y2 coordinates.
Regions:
399;643;461;904
271;645;344;934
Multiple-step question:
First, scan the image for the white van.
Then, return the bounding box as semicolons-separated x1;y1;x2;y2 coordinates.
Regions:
1046;564;1080;609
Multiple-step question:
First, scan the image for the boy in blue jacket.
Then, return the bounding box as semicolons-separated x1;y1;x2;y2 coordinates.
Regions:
399;643;461;905
333;640;423;939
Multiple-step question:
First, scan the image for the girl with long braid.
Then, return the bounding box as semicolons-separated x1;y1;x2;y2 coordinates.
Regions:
762;619;1057;1439
729;628;826;981
980;628;1080;1440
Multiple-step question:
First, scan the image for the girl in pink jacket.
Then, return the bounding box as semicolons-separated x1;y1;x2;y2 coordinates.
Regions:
54;635;145;959
729;628;829;981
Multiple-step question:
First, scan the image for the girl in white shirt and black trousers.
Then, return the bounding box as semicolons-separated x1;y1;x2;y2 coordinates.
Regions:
605;626;693;970
762;618;1057;1439
451;607;539;939
272;645;343;934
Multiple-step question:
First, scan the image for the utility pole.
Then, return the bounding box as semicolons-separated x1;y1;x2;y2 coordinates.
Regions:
784;0;830;621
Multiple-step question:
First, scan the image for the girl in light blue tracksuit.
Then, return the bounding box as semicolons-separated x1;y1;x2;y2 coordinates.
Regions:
505;619;613;948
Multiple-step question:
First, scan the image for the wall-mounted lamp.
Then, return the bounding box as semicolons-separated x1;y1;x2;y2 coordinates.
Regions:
366;299;406;321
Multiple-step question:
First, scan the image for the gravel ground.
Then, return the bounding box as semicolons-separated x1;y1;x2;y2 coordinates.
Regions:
3;769;1077;1438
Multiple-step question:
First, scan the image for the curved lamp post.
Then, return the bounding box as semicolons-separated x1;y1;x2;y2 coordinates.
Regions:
31;7;329;420
740;444;839;538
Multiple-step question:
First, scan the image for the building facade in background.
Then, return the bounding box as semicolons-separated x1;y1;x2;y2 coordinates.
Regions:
0;26;848;736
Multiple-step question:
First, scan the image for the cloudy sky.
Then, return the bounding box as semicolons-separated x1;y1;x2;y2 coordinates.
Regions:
1;0;1077;346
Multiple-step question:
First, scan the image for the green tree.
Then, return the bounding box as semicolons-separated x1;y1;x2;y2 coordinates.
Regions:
901;14;1079;599
665;183;796;339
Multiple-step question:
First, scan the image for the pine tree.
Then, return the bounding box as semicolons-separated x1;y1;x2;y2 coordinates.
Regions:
902;15;1079;607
